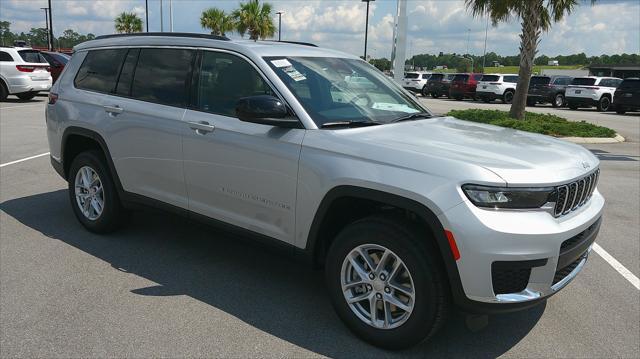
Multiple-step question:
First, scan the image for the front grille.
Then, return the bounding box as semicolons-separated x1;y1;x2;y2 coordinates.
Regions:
553;169;599;217
492;259;548;295
553;252;588;285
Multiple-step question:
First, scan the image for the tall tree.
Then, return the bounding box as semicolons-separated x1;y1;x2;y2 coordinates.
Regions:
232;0;276;41
200;8;235;36
114;12;143;34
466;0;596;120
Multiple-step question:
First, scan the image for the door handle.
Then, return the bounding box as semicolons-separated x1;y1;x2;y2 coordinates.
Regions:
188;121;215;134
103;105;123;115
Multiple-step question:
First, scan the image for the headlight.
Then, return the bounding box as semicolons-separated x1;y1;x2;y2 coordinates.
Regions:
462;184;555;209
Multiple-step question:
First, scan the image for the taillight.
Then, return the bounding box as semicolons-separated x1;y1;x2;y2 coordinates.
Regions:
48;92;58;105
46;66;51;72
16;65;35;72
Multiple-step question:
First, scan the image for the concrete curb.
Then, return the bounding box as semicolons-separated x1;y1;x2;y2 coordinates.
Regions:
560;134;625;144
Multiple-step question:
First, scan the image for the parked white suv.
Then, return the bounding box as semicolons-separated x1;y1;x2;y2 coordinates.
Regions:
402;71;431;95
0;47;52;101
565;76;622;111
476;74;518;104
46;34;603;349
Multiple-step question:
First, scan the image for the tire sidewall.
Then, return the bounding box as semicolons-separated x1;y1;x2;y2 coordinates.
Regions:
553;93;564;107
599;96;610;111
0;82;7;101
68;151;122;233
325;219;444;349
503;90;514;104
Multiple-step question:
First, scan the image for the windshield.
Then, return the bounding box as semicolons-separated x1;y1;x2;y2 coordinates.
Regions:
265;57;427;127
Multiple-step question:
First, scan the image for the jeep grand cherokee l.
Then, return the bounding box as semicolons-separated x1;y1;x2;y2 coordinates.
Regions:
527;75;572;107
46;33;603;349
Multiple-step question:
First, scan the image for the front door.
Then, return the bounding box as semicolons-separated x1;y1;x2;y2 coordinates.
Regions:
182;50;304;244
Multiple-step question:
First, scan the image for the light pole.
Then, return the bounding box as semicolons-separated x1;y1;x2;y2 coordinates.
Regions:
47;0;53;50
145;0;149;32
481;17;488;72
362;0;375;61
276;11;283;41
169;0;173;32
465;28;471;55
160;0;163;32
40;7;51;50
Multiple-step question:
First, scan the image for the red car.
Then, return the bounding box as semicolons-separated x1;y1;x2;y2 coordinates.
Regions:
40;51;71;84
449;73;483;100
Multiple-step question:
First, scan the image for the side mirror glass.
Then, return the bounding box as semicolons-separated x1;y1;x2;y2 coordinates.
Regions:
235;95;299;128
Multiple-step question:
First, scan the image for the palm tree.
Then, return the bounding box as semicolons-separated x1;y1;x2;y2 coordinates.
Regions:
114;12;143;34
200;8;235;36
466;0;595;120
232;0;276;41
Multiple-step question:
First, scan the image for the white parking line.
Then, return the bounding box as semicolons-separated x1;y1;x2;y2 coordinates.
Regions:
593;243;640;290
0;103;44;110
0;152;50;168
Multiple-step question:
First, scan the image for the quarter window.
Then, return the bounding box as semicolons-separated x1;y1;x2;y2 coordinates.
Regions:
74;49;128;93
197;51;273;116
130;48;195;107
0;51;13;62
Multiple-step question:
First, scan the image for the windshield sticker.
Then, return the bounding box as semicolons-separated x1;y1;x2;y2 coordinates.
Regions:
283;66;306;82
372;103;420;113
271;59;292;68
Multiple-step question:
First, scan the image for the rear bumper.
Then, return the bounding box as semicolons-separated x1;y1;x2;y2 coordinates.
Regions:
7;77;52;94
477;91;500;100
567;97;598;107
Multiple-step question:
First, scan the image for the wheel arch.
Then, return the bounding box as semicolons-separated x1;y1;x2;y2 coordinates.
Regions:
305;185;465;302
61;127;123;192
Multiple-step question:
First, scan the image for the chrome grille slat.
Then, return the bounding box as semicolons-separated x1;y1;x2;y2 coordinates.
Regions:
553;169;600;218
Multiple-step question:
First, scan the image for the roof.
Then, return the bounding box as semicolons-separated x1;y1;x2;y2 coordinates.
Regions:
74;33;358;60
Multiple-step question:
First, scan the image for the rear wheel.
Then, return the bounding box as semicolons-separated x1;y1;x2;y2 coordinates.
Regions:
325;216;449;349
502;90;514;104
552;93;565;108
16;91;37;100
597;96;611;112
68;150;126;233
0;81;7;101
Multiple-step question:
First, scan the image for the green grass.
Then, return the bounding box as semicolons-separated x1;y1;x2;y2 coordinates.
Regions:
481;65;584;74
446;109;616;138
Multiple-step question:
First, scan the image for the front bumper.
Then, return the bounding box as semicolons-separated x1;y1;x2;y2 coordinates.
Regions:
438;189;604;313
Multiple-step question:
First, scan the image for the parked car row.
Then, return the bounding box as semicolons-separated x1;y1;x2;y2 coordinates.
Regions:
404;71;638;113
0;46;70;101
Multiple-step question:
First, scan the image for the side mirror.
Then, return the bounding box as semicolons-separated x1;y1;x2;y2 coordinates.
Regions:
235;95;300;128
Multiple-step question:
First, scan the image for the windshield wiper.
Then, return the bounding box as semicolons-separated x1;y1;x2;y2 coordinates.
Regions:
391;112;432;123
320;120;382;129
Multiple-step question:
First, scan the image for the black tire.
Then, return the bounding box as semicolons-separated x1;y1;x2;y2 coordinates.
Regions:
68;150;126;233
0;81;8;101
481;98;491;103
597;96;611;112
502;90;515;104
454;96;463;101
421;86;429;97
325;215;449;350
16;91;37;100
552;93;565;108
568;103;578;110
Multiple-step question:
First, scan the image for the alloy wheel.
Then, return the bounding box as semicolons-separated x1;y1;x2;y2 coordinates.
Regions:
74;166;104;220
340;244;415;329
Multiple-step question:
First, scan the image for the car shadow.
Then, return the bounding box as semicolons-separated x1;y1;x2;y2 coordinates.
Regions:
0;190;545;358
1;97;46;104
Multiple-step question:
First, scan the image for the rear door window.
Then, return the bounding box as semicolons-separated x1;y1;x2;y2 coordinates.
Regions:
429;73;444;81
115;49;140;96
18;50;47;63
130;48;196;107
74;49;128;93
553;77;571;85
503;75;518;83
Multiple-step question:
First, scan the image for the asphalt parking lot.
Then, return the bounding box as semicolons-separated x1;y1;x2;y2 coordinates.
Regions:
1;97;638;358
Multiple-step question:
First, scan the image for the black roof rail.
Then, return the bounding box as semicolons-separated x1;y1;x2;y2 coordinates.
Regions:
95;32;230;41
264;40;318;47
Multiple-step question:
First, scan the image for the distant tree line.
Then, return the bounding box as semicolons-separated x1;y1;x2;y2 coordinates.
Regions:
0;21;95;49
370;51;639;72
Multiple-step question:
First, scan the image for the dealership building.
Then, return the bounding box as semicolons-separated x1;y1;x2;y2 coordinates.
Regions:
588;64;640;78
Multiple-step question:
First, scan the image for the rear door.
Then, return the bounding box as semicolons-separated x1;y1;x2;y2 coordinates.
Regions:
181;50;304;244
93;47;196;209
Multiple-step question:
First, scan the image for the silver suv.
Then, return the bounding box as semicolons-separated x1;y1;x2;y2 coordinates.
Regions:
46;33;603;349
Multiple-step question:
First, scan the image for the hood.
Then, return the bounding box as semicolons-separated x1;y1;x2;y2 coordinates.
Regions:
323;116;599;186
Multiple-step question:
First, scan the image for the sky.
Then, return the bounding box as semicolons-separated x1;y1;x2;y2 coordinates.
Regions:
1;0;639;59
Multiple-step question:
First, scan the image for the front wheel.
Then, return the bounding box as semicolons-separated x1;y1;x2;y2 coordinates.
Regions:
68;150;126;233
502;90;514;104
552;93;565;108
325;216;449;349
16;91;37;100
597;96;611;112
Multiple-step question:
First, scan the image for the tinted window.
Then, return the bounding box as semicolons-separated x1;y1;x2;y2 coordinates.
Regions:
572;78;596;86
472;74;483;80
0;51;13;62
75;49;128;93
480;75;500;82
553;77;571;85
198;51;273;116
530;76;551;85
47;52;70;64
115;49;140;96
422;74;431;79
609;79;622;88
444;74;456;81
429;73;444;81
18;50;47;63
503;76;518;83
453;74;469;82
131;48;195;107
405;73;419;79
618;79;640;90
